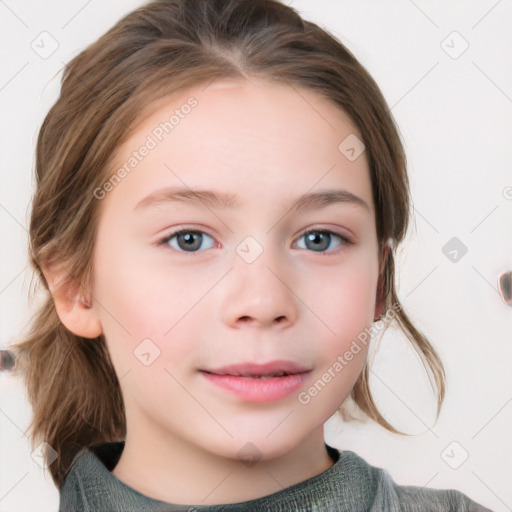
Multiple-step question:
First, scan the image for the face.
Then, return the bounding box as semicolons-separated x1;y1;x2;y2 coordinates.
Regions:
92;78;380;461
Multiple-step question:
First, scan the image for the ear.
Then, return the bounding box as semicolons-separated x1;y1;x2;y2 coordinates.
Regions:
374;242;390;321
42;264;103;339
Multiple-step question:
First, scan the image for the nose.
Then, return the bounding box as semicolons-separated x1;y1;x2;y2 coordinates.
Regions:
219;246;299;330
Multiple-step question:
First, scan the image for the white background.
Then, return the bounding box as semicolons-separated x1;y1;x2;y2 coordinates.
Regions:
1;1;511;510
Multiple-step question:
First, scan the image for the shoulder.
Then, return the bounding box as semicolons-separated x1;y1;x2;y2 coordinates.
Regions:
340;450;493;512
59;450;94;512
59;445;123;512
59;443;172;512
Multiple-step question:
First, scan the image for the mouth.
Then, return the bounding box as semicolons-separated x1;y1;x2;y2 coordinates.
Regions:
202;371;299;379
199;360;311;402
200;360;311;378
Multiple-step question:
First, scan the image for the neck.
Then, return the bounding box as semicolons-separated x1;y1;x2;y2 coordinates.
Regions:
111;417;335;506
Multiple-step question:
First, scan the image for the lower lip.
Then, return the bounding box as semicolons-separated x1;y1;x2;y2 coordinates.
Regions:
200;371;310;402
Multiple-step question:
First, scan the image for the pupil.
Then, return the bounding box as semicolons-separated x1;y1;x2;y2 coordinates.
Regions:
307;232;329;251
179;232;201;251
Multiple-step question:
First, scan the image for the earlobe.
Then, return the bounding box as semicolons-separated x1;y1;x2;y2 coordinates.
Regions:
42;264;103;339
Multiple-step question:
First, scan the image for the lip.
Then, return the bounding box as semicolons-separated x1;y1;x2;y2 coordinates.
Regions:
202;360;311;377
199;360;311;403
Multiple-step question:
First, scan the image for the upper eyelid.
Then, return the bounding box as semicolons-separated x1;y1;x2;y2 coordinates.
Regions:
160;227;215;243
296;229;353;246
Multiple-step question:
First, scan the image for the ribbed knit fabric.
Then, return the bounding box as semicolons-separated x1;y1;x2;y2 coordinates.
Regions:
59;441;492;511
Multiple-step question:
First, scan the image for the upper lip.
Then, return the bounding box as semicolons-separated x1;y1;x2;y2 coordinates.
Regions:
201;360;311;377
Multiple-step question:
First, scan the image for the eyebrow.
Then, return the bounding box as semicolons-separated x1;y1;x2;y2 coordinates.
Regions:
134;187;370;213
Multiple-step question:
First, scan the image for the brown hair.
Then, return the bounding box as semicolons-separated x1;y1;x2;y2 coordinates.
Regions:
9;0;445;489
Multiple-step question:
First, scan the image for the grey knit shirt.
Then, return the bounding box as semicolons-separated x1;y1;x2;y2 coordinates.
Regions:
59;441;492;511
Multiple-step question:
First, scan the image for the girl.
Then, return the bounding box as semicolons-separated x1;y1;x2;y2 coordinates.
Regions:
9;0;493;510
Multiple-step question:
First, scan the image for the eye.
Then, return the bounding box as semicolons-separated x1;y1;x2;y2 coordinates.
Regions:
158;229;216;252
295;229;350;253
156;228;351;254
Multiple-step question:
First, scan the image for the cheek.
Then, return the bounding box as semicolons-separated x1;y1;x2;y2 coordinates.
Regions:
91;235;202;375
305;251;379;337
302;251;378;397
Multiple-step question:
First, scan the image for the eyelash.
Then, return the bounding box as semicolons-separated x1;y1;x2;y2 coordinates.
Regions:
155;227;353;255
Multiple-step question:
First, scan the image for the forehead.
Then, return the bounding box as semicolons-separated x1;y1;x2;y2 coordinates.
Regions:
103;77;372;214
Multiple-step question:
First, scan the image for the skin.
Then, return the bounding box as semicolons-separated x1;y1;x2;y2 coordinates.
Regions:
49;78;383;505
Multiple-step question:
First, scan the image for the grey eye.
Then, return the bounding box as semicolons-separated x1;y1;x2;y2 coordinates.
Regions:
166;231;215;252
296;230;343;252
